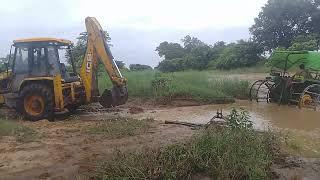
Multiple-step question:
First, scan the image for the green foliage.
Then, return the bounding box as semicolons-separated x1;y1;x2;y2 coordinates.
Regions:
226;108;253;130
212;40;263;70
98;70;250;103
0;54;13;72
129;64;153;71
157;58;185;72
156;35;230;72
94;110;277;180
156;35;264;71
151;73;173;100
288;33;319;51
66;31;111;70
181;35;206;52
0;58;7;72
184;45;215;70
155;41;185;60
250;0;320;51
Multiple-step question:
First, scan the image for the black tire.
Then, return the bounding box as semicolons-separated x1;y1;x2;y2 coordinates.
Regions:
17;83;54;121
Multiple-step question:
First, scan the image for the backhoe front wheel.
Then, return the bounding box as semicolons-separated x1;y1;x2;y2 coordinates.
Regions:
18;84;54;121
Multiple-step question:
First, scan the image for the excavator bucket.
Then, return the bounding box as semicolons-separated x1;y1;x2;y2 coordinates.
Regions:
99;86;128;108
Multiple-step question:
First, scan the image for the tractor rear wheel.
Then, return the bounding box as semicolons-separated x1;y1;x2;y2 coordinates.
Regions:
18;84;54;121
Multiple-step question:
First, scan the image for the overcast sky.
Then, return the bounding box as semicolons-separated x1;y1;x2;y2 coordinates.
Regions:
0;0;268;67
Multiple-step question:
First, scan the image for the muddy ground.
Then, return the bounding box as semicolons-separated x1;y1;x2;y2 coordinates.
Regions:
1;99;320;179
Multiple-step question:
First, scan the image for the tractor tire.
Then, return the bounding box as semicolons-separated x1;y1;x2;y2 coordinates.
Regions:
17;83;54;121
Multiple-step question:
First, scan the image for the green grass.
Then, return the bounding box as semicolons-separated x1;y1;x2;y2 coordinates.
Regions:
98;70;250;102
215;65;269;74
0;119;38;142
87;117;154;138
93;109;278;180
207;61;269;74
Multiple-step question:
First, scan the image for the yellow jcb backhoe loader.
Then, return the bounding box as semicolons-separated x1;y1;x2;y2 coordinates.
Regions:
0;17;128;121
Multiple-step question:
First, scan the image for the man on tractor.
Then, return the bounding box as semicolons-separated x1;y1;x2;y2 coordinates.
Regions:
293;64;312;81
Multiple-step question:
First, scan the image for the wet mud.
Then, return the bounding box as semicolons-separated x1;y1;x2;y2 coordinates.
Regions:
1;98;320;179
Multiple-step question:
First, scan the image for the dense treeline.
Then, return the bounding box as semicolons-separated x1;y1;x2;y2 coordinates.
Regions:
156;0;320;72
156;37;263;72
129;64;153;71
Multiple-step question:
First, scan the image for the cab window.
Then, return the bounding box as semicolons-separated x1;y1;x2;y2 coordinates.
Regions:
14;47;29;74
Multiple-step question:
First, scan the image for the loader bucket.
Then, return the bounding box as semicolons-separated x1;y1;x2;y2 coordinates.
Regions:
99;86;128;108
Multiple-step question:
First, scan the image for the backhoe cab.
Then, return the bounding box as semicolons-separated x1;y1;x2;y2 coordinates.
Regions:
0;17;128;121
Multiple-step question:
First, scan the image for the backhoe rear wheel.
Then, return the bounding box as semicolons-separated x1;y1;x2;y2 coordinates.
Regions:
18;84;54;121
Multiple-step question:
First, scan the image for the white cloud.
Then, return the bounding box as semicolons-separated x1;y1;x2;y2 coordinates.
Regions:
0;0;268;65
73;0;267;30
0;0;267;30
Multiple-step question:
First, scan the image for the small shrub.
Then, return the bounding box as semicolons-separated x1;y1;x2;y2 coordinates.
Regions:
226;108;253;130
151;73;173;101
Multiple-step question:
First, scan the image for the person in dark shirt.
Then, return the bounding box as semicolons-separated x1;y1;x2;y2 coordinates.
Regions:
293;64;312;81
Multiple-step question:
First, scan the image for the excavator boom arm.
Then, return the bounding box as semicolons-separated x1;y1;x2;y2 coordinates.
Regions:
80;17;128;107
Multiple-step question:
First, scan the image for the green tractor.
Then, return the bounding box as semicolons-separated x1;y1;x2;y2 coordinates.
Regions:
250;51;320;110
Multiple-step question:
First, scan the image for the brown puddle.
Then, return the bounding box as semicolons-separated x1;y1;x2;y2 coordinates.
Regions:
131;100;320;131
128;100;320;157
230;101;320;131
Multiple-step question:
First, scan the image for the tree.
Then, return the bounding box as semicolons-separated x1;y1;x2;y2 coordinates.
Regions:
181;35;206;52
288;33;319;51
156;37;229;72
66;31;111;70
0;57;6;72
213;40;263;70
184;45;215;70
129;64;153;71
250;0;320;51
157;58;185;72
0;54;13;72
155;42;185;60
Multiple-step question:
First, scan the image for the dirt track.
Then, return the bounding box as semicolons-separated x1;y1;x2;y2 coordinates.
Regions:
0;103;194;180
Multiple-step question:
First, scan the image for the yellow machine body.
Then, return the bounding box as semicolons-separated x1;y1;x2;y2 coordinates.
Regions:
0;17;128;120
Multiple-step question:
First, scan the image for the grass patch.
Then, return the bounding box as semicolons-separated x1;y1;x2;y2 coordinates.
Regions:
214;63;269;74
98;70;250;102
87;117;153;138
92;109;279;180
0;119;38;142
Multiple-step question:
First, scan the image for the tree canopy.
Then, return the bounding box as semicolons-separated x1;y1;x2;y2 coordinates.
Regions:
155;42;185;60
0;57;7;72
0;54;12;72
156;35;263;72
181;35;206;52
288;33;319;51
129;64;153;71
211;40;263;70
66;31;111;70
250;0;320;51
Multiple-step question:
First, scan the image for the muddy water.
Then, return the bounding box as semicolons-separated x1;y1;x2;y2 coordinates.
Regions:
129;100;320;157
132;100;320;131
228;101;320;131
